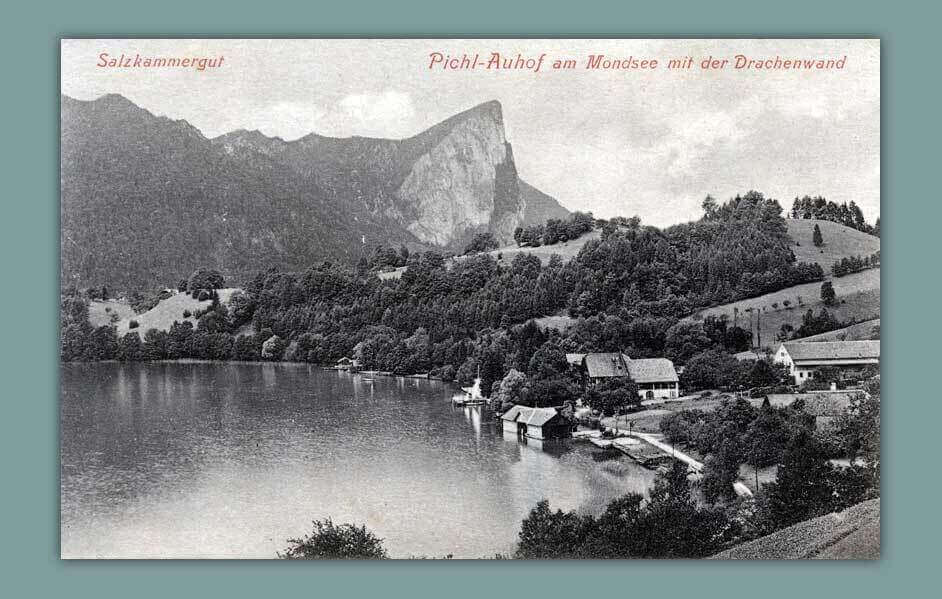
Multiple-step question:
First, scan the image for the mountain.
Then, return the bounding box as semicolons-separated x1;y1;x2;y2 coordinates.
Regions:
61;94;567;290
519;179;571;225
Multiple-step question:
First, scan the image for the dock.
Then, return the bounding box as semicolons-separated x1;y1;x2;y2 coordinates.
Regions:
575;427;754;498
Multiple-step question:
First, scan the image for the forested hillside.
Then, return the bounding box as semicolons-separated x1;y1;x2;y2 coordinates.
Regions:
64;192;839;402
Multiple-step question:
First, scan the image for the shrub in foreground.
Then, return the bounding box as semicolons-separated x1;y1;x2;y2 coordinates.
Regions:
279;519;387;559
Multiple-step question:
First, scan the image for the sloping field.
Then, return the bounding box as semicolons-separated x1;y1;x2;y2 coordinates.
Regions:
710;498;880;559
797;318;880;342
532;313;577;332
694;268;880;349
486;229;601;265
87;299;136;327
88;288;240;336
377;230;601;281
786;219;880;272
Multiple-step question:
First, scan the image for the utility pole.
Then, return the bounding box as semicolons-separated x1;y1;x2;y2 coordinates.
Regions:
757;309;762;348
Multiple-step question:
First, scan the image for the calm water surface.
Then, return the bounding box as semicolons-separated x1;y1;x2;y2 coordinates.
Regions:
61;362;656;558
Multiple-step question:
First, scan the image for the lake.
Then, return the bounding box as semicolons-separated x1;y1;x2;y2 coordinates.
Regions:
61;362;656;558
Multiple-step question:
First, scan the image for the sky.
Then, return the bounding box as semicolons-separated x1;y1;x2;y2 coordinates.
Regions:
61;38;880;227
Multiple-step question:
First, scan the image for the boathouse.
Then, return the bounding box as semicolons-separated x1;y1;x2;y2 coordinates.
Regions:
500;406;572;440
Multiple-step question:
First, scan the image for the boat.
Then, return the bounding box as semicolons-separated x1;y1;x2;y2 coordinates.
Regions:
453;369;489;406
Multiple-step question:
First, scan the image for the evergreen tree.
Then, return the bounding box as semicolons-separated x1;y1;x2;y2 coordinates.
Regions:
757;430;836;533
812;223;824;247
820;281;836;305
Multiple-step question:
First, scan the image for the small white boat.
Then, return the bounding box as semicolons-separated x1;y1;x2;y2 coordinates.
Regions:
454;373;488;406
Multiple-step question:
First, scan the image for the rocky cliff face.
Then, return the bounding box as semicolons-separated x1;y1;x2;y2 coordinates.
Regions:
60;94;568;289
396;101;523;246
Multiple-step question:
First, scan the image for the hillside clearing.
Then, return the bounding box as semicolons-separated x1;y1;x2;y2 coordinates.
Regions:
89;288;241;336
694;268;880;349
786;219;880;272
796;318;880;342
377;229;601;281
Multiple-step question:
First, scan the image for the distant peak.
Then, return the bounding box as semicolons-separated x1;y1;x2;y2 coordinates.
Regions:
96;93;138;107
459;99;503;121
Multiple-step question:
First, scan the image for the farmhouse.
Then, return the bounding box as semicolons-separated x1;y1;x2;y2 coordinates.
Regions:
500;406;572;440
575;353;680;400
774;341;880;385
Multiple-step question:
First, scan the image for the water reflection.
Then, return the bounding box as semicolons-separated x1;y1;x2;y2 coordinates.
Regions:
61;363;656;558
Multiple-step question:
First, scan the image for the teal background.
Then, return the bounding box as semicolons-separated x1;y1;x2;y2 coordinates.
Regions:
0;0;934;596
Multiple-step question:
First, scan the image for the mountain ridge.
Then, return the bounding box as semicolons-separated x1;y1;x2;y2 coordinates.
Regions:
60;94;569;289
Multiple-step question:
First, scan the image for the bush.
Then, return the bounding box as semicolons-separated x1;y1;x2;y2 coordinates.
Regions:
279;519;387;559
128;320;139;329
183;310;192;318
187;268;225;292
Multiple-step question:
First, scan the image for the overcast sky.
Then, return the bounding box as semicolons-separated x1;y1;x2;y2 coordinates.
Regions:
61;38;879;227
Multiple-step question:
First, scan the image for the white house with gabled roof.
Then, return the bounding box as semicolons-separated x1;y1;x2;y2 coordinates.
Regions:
774;340;880;385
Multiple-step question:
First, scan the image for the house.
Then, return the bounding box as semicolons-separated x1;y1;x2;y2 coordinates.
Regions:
565;353;587;368
500;406;572;440
774;341;880;385
577;352;680;400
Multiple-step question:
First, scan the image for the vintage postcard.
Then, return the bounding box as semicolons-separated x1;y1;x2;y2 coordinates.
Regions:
60;38;880;559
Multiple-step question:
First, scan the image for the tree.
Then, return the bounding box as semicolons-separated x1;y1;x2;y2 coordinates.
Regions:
832;378;881;464
463;232;498;255
664;321;713;364
820;281;836;306
812;223;824;247
188;268;225;291
117;332;143;361
743;404;789;467
279;519;388;559
702;439;742;503
515;500;597;559
681;349;746;391
631;461;733;557
495;369;527;411
583;377;639;416
744;359;784;388
261;335;287;360
702;194;718;219
757;429;837;533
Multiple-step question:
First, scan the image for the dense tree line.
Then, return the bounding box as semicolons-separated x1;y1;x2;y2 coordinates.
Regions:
515;461;735;558
680;351;788;392
832;251;880;277
566;192;823;322
792;307;845;339
463;232;499;255
64;192;835;402
513;211;595;247
789;195;877;236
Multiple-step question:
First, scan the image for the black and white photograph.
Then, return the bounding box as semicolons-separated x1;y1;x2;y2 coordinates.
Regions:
59;38;881;559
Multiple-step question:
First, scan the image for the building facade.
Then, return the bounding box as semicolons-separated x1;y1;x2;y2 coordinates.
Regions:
570;352;680;400
500;406;572;440
774;340;880;385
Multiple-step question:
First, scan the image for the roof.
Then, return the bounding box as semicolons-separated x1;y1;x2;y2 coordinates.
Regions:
583;353;631;378
565;353;586;367
626;358;679;384
782;341;880;363
500;406;565;427
581;353;678;383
